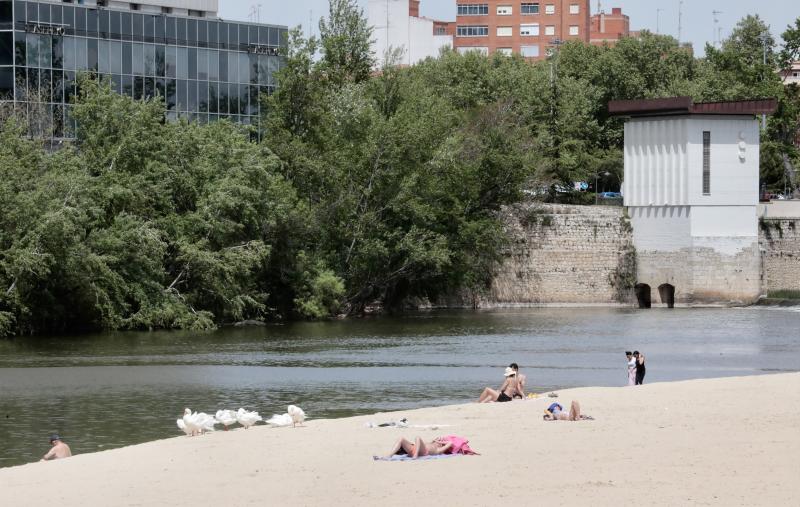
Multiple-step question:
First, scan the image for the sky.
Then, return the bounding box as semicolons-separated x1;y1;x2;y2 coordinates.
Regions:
219;0;800;56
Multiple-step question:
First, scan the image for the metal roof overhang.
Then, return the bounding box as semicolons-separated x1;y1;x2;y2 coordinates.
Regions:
608;97;778;117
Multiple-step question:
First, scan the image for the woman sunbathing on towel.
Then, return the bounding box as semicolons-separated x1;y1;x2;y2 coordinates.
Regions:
387;437;454;459
477;367;519;403
543;400;594;421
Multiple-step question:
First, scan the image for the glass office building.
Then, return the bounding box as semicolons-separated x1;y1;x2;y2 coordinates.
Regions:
0;0;287;137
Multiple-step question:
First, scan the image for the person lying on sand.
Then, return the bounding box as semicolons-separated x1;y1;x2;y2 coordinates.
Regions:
543;401;594;421
478;367;519;403
387;437;454;459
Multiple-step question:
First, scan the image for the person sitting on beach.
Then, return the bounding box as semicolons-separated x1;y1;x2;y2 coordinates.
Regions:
478;367;519;403
510;363;526;399
543;401;593;421
41;434;72;461
387;436;454;459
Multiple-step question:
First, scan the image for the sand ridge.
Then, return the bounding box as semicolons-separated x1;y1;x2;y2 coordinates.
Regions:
1;373;799;506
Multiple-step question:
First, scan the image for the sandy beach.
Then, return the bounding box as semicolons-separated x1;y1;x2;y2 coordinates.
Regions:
2;373;799;506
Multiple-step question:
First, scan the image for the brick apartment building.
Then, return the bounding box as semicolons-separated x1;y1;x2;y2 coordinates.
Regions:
453;1;591;59
589;7;635;46
368;1;636;64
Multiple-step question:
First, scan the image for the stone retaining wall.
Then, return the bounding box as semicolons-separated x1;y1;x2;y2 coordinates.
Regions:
759;218;800;295
486;204;636;305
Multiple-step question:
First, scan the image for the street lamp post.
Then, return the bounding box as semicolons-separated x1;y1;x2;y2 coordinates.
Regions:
595;171;611;205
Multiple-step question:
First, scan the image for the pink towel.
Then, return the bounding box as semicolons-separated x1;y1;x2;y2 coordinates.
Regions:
439;435;479;455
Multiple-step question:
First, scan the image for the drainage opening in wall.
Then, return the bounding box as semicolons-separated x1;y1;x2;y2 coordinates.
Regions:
658;284;676;308
634;283;652;309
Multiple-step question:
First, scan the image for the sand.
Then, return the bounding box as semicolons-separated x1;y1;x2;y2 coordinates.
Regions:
2;373;799;507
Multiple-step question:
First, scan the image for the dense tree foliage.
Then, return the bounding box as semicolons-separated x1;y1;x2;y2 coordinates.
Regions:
1;5;799;336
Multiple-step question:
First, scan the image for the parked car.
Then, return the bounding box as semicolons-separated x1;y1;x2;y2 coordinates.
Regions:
599;192;622;199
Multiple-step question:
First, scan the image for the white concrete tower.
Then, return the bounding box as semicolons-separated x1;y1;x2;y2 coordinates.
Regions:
610;97;777;306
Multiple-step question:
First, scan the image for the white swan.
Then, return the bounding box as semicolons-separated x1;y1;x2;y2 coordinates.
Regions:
182;408;201;436
265;413;293;427
176;418;192;436
196;412;216;434
288;405;306;427
236;408;262;429
215;409;238;431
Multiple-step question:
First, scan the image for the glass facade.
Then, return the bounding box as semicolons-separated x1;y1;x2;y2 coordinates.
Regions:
0;1;287;137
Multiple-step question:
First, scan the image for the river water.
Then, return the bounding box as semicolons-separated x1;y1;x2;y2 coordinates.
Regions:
1;307;798;468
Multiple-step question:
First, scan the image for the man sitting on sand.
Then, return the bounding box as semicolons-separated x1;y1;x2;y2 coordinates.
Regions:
41;434;72;461
387;436;453;459
543;401;593;421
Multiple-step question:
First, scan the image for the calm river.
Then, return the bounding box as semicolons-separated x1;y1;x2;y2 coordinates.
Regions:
1;307;798;468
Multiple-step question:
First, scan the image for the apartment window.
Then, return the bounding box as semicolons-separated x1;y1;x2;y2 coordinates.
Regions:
569;25;579;36
457;4;489;16
497;5;512;15
435;27;447;35
703;131;711;195
497;26;512;37
520;24;540;36
521;45;540;57
457;46;488;55
130;3;140;11
457;25;489;37
521;3;540;15
545;25;555;36
545;4;555;15
497;48;513;56
570;4;580;14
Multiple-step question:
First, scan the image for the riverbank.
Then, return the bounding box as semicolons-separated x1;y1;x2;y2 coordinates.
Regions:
2;373;798;506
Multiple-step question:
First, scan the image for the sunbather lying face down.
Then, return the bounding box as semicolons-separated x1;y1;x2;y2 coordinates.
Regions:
543;400;593;421
387;437;454;459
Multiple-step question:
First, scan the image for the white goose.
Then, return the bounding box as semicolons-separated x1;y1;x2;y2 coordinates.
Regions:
176;418;193;436
215;409;238;431
288;405;306;427
236;408;262;429
182;408;201;436
265;413;293;427
196;412;216;434
267;405;307;428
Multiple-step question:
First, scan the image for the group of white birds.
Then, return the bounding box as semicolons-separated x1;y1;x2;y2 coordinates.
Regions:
177;405;306;436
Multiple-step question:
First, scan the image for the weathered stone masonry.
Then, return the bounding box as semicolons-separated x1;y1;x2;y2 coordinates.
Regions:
487;204;636;305
760;218;800;295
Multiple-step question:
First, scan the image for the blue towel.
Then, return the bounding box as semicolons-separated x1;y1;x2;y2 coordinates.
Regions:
373;453;462;462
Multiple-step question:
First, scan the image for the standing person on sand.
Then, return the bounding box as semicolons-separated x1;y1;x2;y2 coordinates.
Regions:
634;351;646;385
626;351;636;386
41;434;72;461
510;363;526;399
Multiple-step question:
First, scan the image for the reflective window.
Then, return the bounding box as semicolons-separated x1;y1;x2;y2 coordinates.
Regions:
38;3;49;24
132;42;143;75
0;31;12;65
144;43;155;75
143;15;154;42
51;4;62;25
86;9;98;36
74;37;87;70
110;41;122;74
227;51;238;83
218;50;227;81
122;42;132;74
99;9;109;36
166;16;175;42
52;35;63;69
154;16;165;41
187;19;196;43
132;13;142;40
176;46;187;78
75;7;86;33
62;36;74;70
165;46;176;78
87;38;97;71
187;47;196;79
176;17;186;43
0;67;13;99
196;48;207;80
0;1;12;26
26;3;36;23
155;45;164;76
110;11;120;37
207;50;218;80
98;39;109;73
63;6;74;29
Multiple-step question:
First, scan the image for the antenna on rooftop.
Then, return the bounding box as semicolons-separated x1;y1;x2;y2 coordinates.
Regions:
712;10;723;47
656;8;663;34
678;0;684;43
247;4;262;24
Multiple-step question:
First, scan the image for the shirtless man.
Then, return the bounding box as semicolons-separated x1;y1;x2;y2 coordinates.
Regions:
387;436;453;459
510;363;526;398
41;434;72;461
